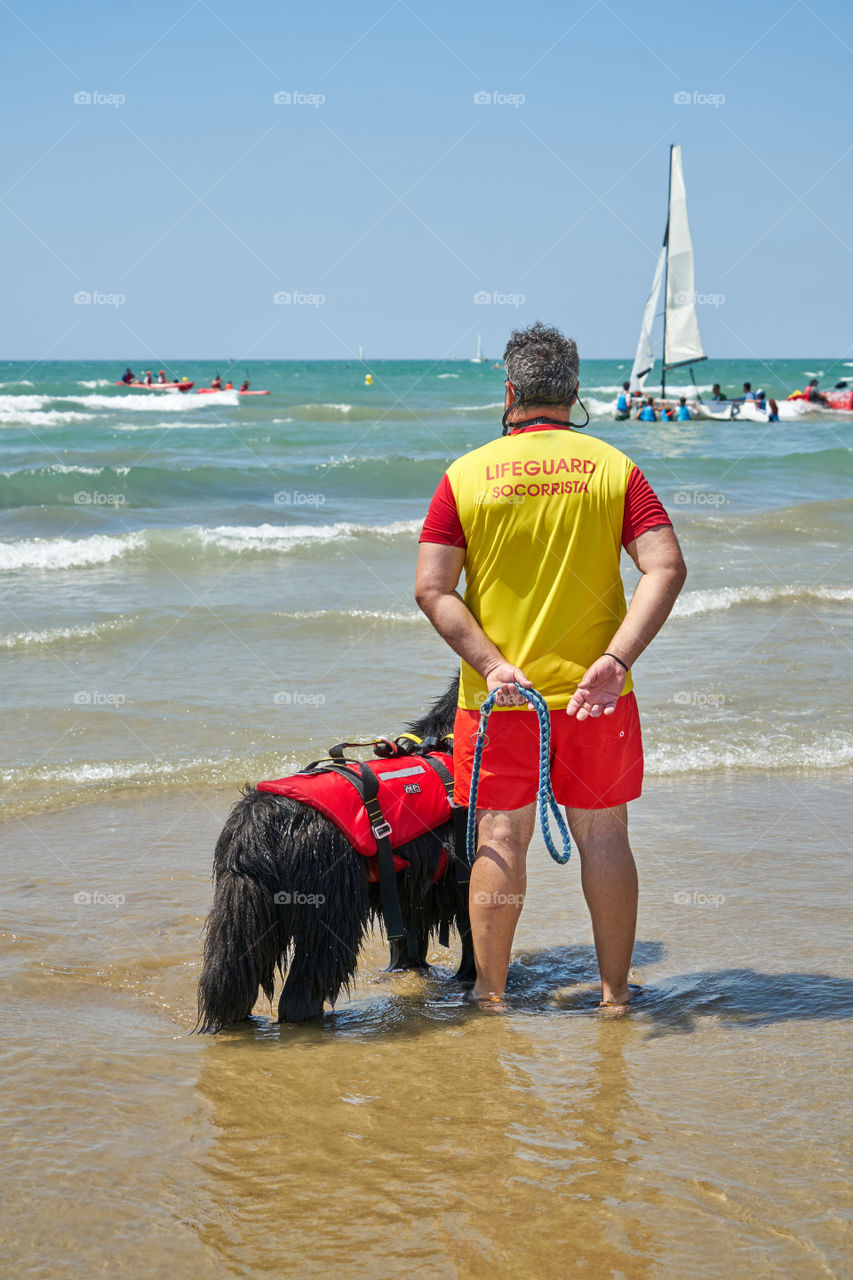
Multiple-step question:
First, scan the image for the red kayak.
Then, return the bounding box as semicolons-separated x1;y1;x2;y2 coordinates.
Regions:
116;381;194;391
196;388;270;395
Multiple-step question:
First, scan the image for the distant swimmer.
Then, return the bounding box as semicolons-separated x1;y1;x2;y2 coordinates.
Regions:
755;389;779;421
742;381;755;401
239;379;250;392
711;383;725;402
636;397;657;422
615;381;631;421
675;396;692;421
120;367;134;384
210;374;223;390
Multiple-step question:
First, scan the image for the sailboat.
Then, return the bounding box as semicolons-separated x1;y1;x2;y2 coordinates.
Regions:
470;334;486;364
629;144;706;406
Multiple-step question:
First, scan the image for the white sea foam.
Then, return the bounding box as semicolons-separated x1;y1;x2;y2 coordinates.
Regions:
452;402;504;412
646;733;853;775
277;608;424;624
198;519;420;553
673;585;853;618
0;408;94;427
437;373;460;379
0;379;34;387
0;531;145;571
77;379;113;388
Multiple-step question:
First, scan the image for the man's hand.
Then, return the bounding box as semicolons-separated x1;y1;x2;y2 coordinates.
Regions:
483;662;533;707
566;655;627;721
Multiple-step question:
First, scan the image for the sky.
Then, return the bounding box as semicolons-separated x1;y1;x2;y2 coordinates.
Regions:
2;0;852;362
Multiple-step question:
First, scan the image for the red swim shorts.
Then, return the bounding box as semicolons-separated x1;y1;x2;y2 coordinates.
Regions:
453;692;644;811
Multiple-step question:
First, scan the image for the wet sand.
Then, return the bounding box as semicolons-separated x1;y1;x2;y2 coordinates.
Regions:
1;772;850;1278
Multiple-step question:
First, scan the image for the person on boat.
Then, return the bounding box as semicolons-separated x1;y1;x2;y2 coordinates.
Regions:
742;382;755;402
157;370;167;384
675;396;692;422
755;390;779;422
210;374;222;391
120;367;135;384
615;382;631;420
637;397;657;422
141;370;152;385
415;321;686;1010
711;383;725;402
224;381;233;390
239;379;250;392
802;378;826;405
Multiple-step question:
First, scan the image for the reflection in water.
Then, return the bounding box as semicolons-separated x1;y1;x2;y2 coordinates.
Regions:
194;984;658;1278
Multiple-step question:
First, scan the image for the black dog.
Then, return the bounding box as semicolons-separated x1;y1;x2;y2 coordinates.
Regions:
196;677;474;1031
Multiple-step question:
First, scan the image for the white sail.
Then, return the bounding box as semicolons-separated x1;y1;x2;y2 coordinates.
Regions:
629;244;665;392
664;144;705;368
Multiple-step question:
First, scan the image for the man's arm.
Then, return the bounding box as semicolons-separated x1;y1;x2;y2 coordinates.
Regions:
415;542;532;706
567;524;686;720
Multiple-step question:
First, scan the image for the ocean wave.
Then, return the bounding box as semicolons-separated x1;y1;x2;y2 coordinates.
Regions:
673;584;853;618
0;379;34;387
0;532;147;571
0;408;95;427
451;402;504;413
77;379;114;388
0;520;421;571
275;608;425;624
0;616;137;649
646;732;853;775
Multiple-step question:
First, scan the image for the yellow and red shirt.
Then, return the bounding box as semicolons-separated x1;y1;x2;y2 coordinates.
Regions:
420;424;671;710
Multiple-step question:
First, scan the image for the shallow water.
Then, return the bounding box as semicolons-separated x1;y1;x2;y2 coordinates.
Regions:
2;775;850;1278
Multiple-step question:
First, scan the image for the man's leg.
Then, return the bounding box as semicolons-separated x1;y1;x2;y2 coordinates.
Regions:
469;803;536;999
565;804;637;1005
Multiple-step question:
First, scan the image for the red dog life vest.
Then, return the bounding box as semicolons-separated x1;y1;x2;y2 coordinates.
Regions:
257;752;455;882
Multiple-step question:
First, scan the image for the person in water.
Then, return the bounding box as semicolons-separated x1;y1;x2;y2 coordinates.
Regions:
742;382;755;401
121;368;134;384
210;374;222;390
416;322;686;1009
675;396;692;421
615;382;631;421
637;397;657;422
755;389;780;421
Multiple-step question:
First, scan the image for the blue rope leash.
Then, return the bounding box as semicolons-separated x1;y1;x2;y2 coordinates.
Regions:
465;684;572;868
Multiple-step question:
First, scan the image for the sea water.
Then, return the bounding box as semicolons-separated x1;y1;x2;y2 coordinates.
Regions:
1;357;850;1277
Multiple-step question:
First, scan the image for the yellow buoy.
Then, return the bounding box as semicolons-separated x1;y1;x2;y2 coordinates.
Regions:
364;373;373;386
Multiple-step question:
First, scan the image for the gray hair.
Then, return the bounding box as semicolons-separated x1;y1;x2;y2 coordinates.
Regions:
503;322;579;406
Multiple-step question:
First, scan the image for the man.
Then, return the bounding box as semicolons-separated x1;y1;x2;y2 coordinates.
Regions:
614;382;631;421
742;382;755;401
675;396;692;421
636;396;657;422
802;378;826;405
755;389;779;422
415;323;686;1009
120;367;134;384
711;383;724;402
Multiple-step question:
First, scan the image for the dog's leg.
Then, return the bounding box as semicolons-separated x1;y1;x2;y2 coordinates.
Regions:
385;932;430;972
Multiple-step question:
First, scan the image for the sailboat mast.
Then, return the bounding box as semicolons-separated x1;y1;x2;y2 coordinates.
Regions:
661;143;673;402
